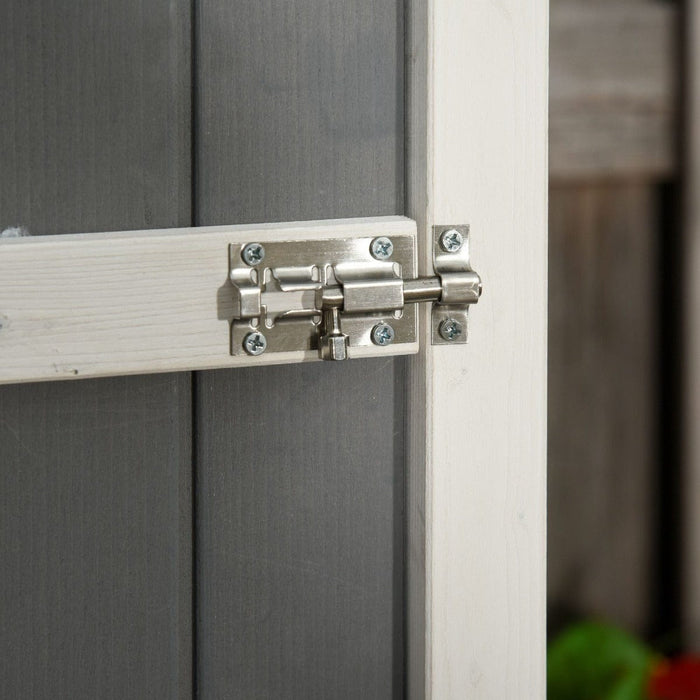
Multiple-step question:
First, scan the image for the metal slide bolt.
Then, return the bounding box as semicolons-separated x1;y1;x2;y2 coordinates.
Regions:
243;331;267;356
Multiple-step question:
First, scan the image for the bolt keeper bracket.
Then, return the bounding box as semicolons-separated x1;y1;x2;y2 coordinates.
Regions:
229;224;482;361
430;224;482;346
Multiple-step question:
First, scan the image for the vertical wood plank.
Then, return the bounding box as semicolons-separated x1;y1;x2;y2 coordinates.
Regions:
0;1;191;236
195;362;405;698
406;0;548;696
0;2;193;697
548;184;657;635
194;1;405;698
0;379;192;699
683;0;700;650
195;1;403;223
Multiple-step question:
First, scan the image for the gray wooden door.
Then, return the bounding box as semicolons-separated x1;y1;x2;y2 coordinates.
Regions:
0;1;405;698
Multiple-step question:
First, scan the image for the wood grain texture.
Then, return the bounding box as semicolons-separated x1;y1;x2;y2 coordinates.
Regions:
406;0;548;697
0;1;191;235
195;0;403;223
548;184;657;635
0;1;193;697
193;1;406;698
0;218;417;384
0;376;192;699
683;0;700;650
195;361;405;699
550;1;677;180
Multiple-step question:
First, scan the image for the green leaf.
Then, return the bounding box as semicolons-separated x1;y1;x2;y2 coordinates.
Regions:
548;622;658;700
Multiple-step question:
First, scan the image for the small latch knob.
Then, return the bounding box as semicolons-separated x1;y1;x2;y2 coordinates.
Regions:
318;307;349;361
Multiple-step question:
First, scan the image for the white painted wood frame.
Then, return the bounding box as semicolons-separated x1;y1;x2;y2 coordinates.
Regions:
405;0;548;698
684;0;700;651
0;217;417;383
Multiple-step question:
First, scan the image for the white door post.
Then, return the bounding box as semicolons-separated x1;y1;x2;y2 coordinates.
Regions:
406;1;549;697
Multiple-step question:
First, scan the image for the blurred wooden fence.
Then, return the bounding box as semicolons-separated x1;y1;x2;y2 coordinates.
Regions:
548;0;678;638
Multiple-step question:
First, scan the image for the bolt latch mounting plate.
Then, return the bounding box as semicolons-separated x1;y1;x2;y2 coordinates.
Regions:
229;226;481;360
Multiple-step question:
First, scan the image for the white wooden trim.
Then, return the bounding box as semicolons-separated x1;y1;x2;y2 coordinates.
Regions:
0;216;417;384
406;0;548;697
684;0;700;650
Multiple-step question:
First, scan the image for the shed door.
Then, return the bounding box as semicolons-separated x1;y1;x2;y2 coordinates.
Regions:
1;2;404;698
0;1;548;699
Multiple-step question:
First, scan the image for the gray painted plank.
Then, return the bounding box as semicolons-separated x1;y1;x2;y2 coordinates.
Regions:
195;0;403;224
0;378;192;698
194;1;405;697
0;1;193;698
195;362;405;699
0;1;191;237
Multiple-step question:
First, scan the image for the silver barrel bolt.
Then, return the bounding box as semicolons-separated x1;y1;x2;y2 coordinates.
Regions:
228;226;481;358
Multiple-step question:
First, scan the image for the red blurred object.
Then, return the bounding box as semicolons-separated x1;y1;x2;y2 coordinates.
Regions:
649;657;700;700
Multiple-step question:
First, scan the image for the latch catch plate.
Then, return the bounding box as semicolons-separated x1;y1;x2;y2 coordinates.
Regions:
431;225;482;345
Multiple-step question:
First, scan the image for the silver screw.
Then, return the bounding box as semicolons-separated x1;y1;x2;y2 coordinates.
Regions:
439;318;463;342
241;242;265;266
243;331;267;355
440;228;464;253
371;322;395;346
370;237;393;260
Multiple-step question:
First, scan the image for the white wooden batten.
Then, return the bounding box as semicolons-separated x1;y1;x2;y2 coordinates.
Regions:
405;0;548;697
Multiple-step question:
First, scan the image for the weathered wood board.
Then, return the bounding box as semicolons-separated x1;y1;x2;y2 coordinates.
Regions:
550;1;677;180
683;0;700;652
0;217;418;384
193;1;406;698
0;1;193;697
548;183;658;635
